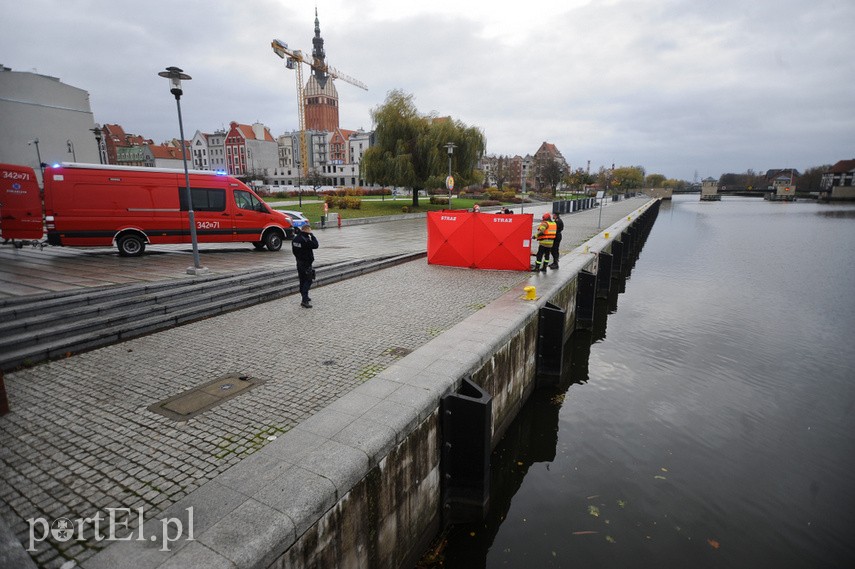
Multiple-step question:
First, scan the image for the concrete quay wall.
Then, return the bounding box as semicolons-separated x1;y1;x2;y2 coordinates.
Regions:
83;199;659;569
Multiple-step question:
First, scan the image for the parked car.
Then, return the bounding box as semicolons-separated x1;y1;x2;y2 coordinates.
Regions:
279;210;310;238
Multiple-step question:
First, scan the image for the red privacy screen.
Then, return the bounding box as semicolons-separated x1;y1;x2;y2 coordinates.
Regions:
427;211;533;271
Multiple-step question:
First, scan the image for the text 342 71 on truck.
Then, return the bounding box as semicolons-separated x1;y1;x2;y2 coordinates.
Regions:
0;162;292;256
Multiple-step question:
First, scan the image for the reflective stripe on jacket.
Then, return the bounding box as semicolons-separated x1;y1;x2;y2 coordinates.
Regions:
536;220;557;245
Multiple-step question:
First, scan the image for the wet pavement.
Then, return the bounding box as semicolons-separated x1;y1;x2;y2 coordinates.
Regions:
0;218;430;299
0;198;651;568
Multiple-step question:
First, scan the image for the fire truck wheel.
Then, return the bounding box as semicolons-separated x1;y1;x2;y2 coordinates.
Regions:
264;230;283;252
117;234;146;257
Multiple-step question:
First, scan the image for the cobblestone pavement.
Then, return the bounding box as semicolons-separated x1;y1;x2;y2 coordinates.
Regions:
0;198;650;568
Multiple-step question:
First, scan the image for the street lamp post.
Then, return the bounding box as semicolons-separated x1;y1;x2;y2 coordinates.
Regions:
28;139;43;175
445;142;456;209
66;139;76;162
158;66;206;274
91;126;103;164
296;161;302;206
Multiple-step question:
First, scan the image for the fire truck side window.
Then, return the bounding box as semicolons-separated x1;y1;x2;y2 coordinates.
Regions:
234;190;261;212
179;187;226;212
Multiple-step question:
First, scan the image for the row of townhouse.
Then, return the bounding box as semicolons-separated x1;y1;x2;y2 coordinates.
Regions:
479;142;571;191
102;120;376;189
187;123;374;189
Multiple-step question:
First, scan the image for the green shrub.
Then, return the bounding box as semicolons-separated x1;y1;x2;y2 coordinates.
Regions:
344;197;361;210
323;196;362;210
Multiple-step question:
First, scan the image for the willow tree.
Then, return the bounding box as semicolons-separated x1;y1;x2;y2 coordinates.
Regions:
361;89;485;207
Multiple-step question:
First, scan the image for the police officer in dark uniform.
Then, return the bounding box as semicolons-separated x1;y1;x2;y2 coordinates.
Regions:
549;212;563;269
291;224;319;308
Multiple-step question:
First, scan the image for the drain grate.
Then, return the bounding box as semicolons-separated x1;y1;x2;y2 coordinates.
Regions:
148;374;264;421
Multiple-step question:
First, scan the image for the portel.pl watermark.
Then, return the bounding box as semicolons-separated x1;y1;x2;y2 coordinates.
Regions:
27;507;194;552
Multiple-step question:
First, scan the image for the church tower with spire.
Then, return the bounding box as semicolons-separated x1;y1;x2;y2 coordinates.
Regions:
304;9;339;133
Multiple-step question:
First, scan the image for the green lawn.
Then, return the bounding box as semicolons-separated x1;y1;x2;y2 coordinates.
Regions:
263;191;590;223
268;197;487;222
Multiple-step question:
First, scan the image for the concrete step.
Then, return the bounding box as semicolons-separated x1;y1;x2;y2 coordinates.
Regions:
0;284;300;370
0;268;288;336
0;278;287;353
0;270;245;321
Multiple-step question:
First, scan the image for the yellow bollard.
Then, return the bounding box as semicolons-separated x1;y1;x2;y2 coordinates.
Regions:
627;215;632;221
604;232;610;239
524;285;536;300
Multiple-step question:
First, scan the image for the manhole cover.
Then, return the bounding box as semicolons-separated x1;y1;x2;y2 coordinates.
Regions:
148;374;264;421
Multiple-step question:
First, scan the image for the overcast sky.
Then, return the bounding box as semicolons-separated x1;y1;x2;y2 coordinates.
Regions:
3;0;853;181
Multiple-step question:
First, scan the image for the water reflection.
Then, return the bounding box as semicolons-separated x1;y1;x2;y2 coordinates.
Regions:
816;209;855;218
432;197;855;568
439;274;630;567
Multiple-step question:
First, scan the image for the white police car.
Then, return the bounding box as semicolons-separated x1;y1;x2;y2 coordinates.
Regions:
279;210;310;238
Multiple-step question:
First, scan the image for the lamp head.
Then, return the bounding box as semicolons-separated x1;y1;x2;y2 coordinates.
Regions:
158;66;192;98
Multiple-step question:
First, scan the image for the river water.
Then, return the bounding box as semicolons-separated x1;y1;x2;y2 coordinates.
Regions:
438;195;855;568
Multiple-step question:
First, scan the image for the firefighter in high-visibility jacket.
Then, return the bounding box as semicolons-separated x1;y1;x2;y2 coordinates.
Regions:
533;213;557;272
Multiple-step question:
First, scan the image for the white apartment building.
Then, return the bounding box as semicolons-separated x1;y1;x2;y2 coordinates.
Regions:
0;65;101;183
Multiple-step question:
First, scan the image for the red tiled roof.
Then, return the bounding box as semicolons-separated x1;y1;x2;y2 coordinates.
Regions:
127;135;152;146
104;124;129;146
226;123;274;142
104;124;126;138
237;124;255;139
536;142;560;156
149;145;184;160
829;159;855;173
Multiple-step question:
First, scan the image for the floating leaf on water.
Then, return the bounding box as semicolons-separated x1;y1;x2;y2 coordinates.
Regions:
517;461;524;466
661;467;669;472
572;531;598;535
588;505;600;518
470;532;476;537
605;535;616;543
617;500;626;508
586;495;600;500
552;551;557;557
654;475;667;480
707;538;720;549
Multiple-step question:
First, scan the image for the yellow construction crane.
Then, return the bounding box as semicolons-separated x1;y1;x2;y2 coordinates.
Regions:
271;38;367;184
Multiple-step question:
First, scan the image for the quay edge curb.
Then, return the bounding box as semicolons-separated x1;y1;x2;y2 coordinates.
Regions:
80;198;659;569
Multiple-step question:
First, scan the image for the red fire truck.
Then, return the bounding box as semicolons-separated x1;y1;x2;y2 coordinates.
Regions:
0;162;292;256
